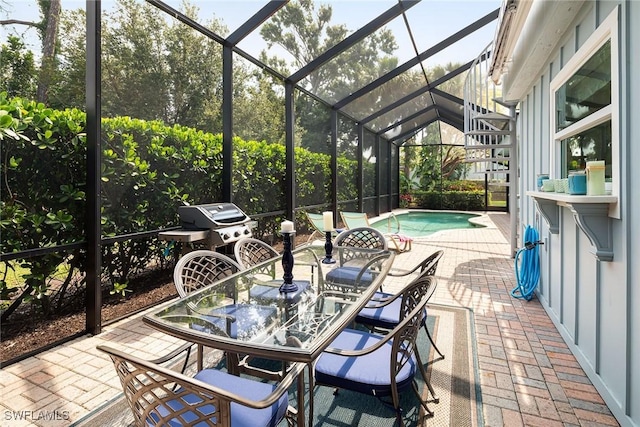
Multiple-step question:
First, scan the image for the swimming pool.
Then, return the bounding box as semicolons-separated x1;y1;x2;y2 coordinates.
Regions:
370;211;483;238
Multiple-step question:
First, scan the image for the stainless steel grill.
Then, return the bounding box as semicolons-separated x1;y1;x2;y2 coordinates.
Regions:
177;202;253;247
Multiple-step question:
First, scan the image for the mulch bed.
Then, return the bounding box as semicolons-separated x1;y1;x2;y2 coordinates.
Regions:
1;233;313;364
1;272;177;364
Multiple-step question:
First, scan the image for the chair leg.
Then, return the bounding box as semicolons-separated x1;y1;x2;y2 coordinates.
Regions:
414;348;439;404
424;323;444;359
179;345;192;374
411;380;434;417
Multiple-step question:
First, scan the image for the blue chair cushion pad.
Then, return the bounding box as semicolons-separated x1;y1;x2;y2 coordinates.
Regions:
325;266;374;287
148;369;288;427
314;328;416;397
355;291;427;330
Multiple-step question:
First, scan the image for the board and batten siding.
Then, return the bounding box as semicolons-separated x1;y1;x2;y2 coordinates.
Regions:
513;2;638;426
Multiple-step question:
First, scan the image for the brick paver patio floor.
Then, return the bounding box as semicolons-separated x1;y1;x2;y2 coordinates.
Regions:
0;212;620;426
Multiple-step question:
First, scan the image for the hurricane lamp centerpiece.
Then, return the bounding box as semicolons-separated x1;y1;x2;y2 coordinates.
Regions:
322;211;336;264
279;220;298;293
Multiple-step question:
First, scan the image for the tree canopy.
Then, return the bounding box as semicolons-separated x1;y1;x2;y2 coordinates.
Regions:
1;0;473;185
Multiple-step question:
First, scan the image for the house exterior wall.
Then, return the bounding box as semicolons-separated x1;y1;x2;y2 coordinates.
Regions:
509;2;638;426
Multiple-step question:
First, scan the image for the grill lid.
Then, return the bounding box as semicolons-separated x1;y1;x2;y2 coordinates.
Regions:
178;203;250;230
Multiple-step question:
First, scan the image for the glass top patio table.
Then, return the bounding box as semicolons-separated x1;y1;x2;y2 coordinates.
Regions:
143;245;396;364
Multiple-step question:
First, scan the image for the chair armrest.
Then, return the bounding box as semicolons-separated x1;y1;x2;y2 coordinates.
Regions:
323;332;392;357
388;250;443;277
362;293;399;309
147;341;194;365
324;290;428;357
98;344;306;410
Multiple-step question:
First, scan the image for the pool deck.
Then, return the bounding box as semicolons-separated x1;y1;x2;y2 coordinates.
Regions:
0;211;621;426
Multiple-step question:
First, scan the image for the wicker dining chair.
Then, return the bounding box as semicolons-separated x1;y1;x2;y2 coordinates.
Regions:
356;250;445;360
173;250;243;299
325;227;388;288
172;250;275;372
340;211;412;253
333;226;387;252
233;237;279;278
314;274;439;425
98;344;303;427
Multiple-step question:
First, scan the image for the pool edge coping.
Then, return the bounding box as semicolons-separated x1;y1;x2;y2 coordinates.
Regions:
370;209;496;241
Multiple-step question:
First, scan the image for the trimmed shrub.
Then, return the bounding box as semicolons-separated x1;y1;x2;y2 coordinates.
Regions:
0;94;365;316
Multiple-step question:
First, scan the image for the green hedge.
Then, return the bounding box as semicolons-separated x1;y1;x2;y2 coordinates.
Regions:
0;94;368;315
413;190;485;211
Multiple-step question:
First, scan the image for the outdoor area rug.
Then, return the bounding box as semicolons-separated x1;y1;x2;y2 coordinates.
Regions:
72;304;481;427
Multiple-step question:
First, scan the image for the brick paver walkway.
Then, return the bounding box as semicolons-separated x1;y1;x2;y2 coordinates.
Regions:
0;212;620;426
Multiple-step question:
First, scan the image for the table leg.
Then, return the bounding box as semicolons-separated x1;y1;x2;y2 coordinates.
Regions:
297;366;306;427
197;344;203;371
307;363;315;427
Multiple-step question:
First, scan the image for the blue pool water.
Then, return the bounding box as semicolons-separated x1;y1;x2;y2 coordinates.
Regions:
370;211;483;238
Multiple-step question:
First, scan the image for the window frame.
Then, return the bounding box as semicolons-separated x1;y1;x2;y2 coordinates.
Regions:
549;7;619;218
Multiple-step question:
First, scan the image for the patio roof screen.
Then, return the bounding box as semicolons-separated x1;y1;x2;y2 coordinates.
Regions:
369;91;435;134
294;94;332;209
142;0;501;152
336;116;359;207
300;28;402;105
362;130;378;209
380;108;437;141
338;62;428;122
232;57;287;215
246;1;394;76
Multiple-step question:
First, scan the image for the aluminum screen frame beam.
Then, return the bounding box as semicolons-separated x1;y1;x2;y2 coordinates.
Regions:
222;2;287;201
146;0;226;45
334;8;499;110
227;1;288;46
376;104;437;136
288;0;419;84
359;58;478;126
85;0;102;335
388;104;465;144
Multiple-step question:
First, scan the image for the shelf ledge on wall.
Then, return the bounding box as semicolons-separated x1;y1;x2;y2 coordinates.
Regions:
526;191;617;262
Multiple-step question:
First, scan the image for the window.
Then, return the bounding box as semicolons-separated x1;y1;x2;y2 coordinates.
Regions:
550;7;619;217
561;121;611;176
555;41;611;132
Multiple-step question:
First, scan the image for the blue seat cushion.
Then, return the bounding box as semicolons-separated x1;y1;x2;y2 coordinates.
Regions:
147;369;288;427
355;292;427;330
325;266;374;287
314;328;416;397
193;304;277;340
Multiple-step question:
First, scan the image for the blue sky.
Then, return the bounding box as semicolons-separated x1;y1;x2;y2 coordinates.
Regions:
2;0;501;67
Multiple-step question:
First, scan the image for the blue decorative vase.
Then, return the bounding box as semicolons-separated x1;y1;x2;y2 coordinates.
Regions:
568;171;587;195
536;174;549;191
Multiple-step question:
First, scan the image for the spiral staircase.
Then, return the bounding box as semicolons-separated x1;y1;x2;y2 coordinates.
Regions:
463;42;518;256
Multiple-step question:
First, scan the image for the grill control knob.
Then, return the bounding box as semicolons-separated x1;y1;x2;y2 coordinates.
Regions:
243;229;250;235
223;233;230;240
234;230;241;237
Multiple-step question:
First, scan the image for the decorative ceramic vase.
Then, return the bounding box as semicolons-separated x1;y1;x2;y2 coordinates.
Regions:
536;174;549;191
542;180;555;192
